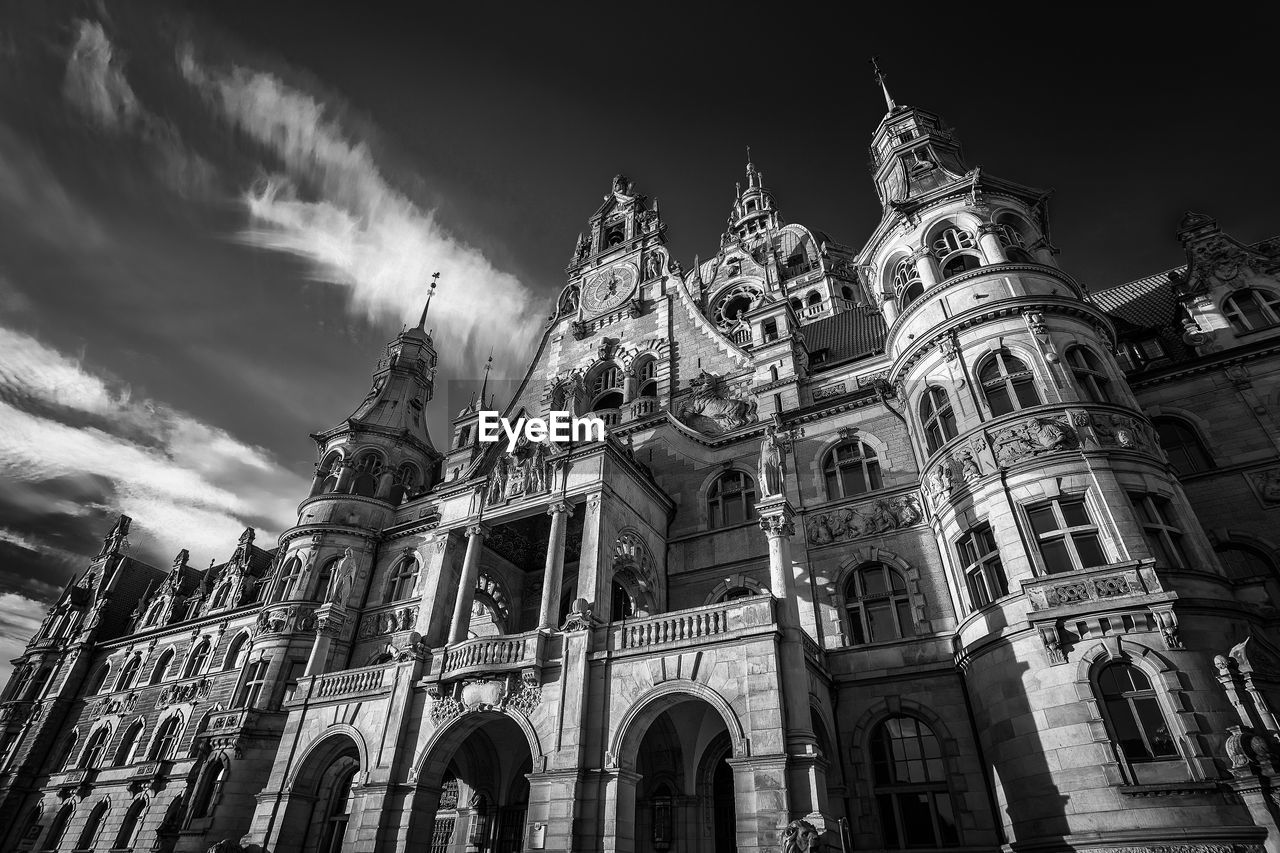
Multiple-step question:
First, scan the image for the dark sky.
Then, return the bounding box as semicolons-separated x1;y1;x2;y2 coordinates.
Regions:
0;0;1274;677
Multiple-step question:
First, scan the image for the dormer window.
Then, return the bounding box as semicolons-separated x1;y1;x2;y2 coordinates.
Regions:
1124;338;1167;368
1223;288;1280;333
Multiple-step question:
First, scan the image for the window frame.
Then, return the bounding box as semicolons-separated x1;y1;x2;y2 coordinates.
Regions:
1065;345;1111;403
1127;492;1188;569
1025;495;1108;575
918;386;957;455
956;523;1008;609
387;557;420;602
869;715;961;849
237;659;270;709
1094;661;1184;779
707;470;758;529
1222;288;1280;333
844;563;916;646
822;439;884;500
978;348;1040;416
1152;416;1213;476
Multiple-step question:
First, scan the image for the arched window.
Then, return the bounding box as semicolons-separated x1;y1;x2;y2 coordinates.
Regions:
978;349;1040;415
1128;492;1188;569
1152;417;1213;476
76;799;109;851
86;662;110;695
871;716;960;848
841;285;855;301
183;640;211;678
223;633;250;672
789;297;802;311
211;583;233;609
806;291;822;307
593;365;622;396
1096;662;1182;782
115;720;144;765
720;586;755;602
636;357;658;398
143;599;165;627
940;253;981;279
115;654;141;692
387;557;420;601
823;440;883;499
319;764;360;853
316;557;340;603
115;799;146;851
932;226;975;256
352;451;383;497
80;726;112;768
149;715;183;761
319;451;342;494
45;803;75;852
707;470;757;528
995;216;1035;263
237;659;270;709
391;462;420;505
1066;346;1111;403
610;579;635;621
54;731;79;770
14;805;41;852
957;523;1007;609
844;564;915;646
149;649;174;686
1223;288;1280;333
190;759;228;819
1216;542;1276;582
918;386;957;454
277;557;304;602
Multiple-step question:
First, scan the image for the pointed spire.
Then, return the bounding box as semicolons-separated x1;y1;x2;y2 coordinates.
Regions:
479;350;493;409
870;56;896;112
416;272;441;330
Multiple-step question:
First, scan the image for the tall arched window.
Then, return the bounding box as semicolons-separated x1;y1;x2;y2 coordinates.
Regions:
86;663;110;696
149;714;183;761
189;759;228;820
1223;288;1280;333
806;291;822;307
933;226;981;280
143;599;165;627
636;358;658;398
316;557;340;602
1095;662;1183;783
76;799;109;851
995;215;1035;263
183;640;211;678
1066;346;1111;403
45;803;75;852
919;386;957;454
80;726;111;768
891;258;924;309
978;349;1039;415
941;253;981;279
391;463;420;505
223;633;250;672
115;720;144;765
319;451;342;494
277;557;304;602
352;452;383;497
318;764;360;853
823;440;883;499
149;649;174;686
1152;417;1213;476
844;564;915;646
707;470;757;528
387;557;420;601
237;660;270;709
54;732;79;770
870;715;959;848
1216;542;1276;582
593;365;622;397
115;799;146;851
115;654;141;692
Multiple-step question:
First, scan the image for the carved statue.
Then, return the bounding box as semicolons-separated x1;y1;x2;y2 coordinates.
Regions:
487;453;511;504
527;440;552;493
780;819;821;853
758;426;785;498
955;448;981;481
644;252;661;281
1251;468;1280;505
677;370;757;435
326;547;356;605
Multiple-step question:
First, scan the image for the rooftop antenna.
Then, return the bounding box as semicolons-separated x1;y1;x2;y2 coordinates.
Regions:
415;272;440;330
870;56;896;112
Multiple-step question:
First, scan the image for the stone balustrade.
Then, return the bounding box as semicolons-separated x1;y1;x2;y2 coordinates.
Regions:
608;595;775;654
1022;560;1164;612
311;663;390;701
441;631;541;680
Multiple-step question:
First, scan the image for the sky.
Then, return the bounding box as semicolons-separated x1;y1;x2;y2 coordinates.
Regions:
0;0;1276;681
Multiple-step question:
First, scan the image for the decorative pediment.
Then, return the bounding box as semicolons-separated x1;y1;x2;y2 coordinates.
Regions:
1171;212;1280;296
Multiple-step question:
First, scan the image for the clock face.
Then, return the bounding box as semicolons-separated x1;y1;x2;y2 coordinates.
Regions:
582;265;637;315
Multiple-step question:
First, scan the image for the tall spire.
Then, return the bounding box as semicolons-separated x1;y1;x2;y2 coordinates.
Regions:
416;271;441;330
479;350;493;409
870;56;896;112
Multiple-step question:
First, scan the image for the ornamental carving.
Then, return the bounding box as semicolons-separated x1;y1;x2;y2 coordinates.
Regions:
1247;467;1280;505
780;820;821;853
429;674;542;727
677;370;757;435
487;439;555;505
359;606;419;639
992;416;1075;467
1087;846;1263;853
156;679;210;708
806;495;922;545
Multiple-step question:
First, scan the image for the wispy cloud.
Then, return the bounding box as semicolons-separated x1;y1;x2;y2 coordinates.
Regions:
62;19;214;198
177;44;541;375
0;325;308;569
0;592;46;687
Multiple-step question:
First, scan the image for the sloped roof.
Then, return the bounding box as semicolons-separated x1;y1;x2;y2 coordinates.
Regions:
1090;266;1184;330
801;306;887;364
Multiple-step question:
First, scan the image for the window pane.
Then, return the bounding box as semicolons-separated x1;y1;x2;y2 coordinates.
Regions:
841;466;868;496
1072;533;1107;568
898;793;941;846
1060;499;1091;527
723;494;743;524
848;611;866;645
867;462;883;491
861;567;889;596
1013;377;1040;408
926;423;942;454
1104;698;1149;759
1028;506;1059;536
1040;539;1074;574
866;601;896;642
1133;697;1178;757
896;600;916;638
1237;293;1269;330
989;560;1009;597
986;385;1013;416
876;794;901;847
824;472;839;498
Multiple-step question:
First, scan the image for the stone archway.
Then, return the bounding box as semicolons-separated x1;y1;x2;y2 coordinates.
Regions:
272;733;361;853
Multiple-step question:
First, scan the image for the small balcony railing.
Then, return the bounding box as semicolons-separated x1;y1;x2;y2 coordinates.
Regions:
1022;560;1164;612
630;397;659;418
608;595;776;654
441;631;542;681
313;664;388;700
730;328;752;345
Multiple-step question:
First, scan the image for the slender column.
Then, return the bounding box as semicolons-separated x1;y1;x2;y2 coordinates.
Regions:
448;524;490;645
976;223;1007;264
539;502;574;629
304;604;346;677
911;246;938;288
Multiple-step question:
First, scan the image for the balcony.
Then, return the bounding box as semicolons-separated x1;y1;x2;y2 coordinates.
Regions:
313;663;391;700
630;397;659;418
796;297;856;322
606;595;776;655
1022;560;1165;613
126;759;171;791
440;631;543;681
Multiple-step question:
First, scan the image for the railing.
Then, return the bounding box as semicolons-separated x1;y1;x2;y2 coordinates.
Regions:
610;595;775;653
730;328;752;345
313;664;388;700
594;408;621;427
1022;560;1164;612
797;297;856;321
441;631;541;680
631;397;659;417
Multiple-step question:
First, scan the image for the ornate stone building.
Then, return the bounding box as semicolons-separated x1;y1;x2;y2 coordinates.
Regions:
3;87;1280;853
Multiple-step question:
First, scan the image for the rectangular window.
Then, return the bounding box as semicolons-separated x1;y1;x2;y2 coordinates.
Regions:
1027;496;1107;574
238;660;270;709
1128;492;1188;568
957;524;1008;609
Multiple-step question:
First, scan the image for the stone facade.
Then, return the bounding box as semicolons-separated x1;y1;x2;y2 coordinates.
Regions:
2;99;1280;853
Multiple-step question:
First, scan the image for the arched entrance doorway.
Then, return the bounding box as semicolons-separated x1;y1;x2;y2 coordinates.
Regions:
619;692;741;853
416;712;535;853
274;734;361;853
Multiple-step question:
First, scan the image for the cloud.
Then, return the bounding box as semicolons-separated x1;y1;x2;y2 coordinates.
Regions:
177;45;541;377
0;122;108;249
62;20;214;198
0;593;45;687
0;325;309;571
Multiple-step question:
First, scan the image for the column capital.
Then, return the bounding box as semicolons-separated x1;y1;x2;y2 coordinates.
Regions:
976;221;1004;236
546;501;574;517
756;497;796;537
464;522;490;539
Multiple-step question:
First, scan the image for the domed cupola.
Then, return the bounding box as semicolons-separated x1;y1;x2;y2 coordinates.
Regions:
728;151;781;241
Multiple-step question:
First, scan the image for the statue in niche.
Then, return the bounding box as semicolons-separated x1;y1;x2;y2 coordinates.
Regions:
644;252;662;281
758;426;785;498
487;453;511;504
326;547;356;605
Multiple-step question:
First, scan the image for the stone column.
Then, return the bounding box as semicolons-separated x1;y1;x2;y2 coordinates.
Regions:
880;292;900;325
304;604;347;677
911;247;938;288
538;503;574;630
976;223;1007;264
448;524;489;645
757;498;820;823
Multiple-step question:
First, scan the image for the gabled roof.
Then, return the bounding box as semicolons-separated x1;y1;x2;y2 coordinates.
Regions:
801;306;887;365
1090;266;1184;330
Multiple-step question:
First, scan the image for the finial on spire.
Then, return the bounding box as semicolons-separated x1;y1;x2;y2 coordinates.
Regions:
416;272;440;330
746;145;752;169
870;56;896;112
480;350;493;409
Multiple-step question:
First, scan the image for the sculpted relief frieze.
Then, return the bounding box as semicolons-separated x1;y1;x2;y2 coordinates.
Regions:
806;495;922;545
